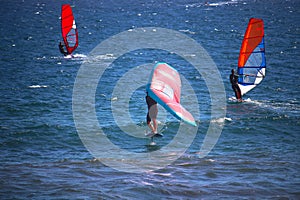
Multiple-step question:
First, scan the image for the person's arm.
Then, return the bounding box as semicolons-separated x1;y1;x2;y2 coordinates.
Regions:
229;74;233;84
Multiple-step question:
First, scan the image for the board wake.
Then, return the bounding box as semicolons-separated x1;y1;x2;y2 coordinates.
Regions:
228;96;251;103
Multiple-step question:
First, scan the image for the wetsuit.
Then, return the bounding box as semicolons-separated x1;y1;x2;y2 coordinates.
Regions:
146;95;157;124
230;73;242;100
59;42;68;56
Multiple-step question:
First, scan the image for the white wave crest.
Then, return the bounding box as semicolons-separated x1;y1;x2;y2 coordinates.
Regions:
28;85;48;88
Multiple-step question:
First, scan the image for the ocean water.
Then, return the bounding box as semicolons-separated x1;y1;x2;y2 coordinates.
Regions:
0;0;299;199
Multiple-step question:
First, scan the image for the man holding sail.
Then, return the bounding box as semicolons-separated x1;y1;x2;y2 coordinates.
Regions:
230;69;243;102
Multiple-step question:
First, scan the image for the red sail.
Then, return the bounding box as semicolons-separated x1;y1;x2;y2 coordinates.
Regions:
61;4;78;54
238;18;264;67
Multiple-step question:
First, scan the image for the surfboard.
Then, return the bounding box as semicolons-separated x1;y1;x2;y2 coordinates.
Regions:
228;97;253;104
64;54;73;59
146;62;197;127
237;18;266;96
61;4;78;55
145;131;163;138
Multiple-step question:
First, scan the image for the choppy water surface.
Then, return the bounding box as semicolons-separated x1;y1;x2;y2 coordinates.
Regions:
0;0;299;199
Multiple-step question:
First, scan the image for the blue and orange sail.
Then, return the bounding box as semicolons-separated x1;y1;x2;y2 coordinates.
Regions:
146;62;196;126
61;4;78;55
237;18;266;96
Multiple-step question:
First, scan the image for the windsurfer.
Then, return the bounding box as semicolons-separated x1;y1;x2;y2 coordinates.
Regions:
59;41;68;56
146;92;158;135
230;69;243;102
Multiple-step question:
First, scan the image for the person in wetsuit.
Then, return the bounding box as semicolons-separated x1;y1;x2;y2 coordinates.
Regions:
146;92;158;134
230;69;242;102
59;41;68;56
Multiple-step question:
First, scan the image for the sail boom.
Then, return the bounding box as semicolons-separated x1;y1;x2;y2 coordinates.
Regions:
239;66;266;69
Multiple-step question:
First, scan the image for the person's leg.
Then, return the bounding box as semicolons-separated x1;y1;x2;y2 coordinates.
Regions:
147;113;155;132
146;106;162;136
152;118;157;133
151;104;158;133
233;85;240;100
236;86;242;101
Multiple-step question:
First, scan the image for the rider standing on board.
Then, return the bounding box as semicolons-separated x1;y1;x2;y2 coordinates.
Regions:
146;92;158;136
59;41;68;56
230;69;243;102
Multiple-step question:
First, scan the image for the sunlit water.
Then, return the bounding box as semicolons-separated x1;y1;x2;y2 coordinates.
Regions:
0;0;299;199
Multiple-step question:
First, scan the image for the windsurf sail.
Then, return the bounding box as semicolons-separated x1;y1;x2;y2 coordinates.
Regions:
61;4;78;55
237;18;266;96
146;62;197;126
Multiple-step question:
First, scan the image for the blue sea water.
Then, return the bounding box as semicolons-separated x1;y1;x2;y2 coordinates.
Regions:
0;0;299;199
